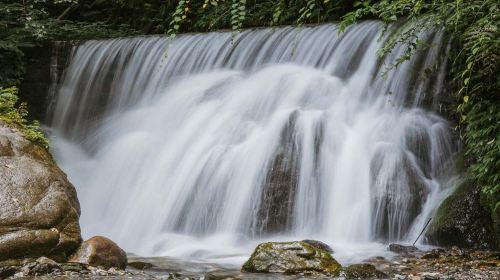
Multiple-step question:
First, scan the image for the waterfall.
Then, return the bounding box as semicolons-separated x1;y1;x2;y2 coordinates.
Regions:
49;21;457;263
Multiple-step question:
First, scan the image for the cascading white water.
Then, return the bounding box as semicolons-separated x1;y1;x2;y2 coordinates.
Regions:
49;22;457;263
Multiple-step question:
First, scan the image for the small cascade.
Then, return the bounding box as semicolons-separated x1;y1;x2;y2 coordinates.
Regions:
49;21;457;262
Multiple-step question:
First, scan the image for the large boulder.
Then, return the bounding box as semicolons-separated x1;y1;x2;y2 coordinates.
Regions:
0;122;81;264
425;178;497;249
241;240;341;276
68;236;127;269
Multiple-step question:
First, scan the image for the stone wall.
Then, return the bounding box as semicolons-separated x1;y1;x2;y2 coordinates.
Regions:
18;41;74;123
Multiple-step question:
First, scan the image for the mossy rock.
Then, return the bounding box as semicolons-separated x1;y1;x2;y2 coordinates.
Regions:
342;263;387;279
426;178;497;249
241;240;341;276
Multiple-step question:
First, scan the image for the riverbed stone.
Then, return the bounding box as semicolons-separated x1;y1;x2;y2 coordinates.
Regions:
128;261;153;270
0;266;16;279
342;263;387;279
388;244;418;255
241;240;341;276
21;257;61;276
68;236;127;269
0;122;81;263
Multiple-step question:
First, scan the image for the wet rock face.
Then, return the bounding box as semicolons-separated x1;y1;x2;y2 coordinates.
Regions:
69;236;127;269
370;146;429;241
241;240;341;276
0;122;81;263
254;113;300;236
425;179;497;249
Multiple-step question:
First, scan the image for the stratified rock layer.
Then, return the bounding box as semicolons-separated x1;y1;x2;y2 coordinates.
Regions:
241;240;341;276
0;121;81;263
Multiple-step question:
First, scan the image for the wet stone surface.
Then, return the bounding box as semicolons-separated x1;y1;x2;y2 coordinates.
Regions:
1;247;499;279
365;246;500;280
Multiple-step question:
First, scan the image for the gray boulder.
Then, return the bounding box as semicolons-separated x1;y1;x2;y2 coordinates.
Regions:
0;122;81;264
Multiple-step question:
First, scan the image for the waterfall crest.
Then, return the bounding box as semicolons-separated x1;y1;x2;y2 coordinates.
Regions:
50;21;457;262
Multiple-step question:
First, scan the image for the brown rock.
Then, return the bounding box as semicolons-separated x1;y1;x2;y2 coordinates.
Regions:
69;236;127;269
388;243;418;255
0;122;81;263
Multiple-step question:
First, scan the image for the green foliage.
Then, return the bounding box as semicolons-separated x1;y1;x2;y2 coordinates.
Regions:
297;0;318;25
167;0;190;37
0;87;48;148
462;99;499;197
0;0;136;85
230;0;246;31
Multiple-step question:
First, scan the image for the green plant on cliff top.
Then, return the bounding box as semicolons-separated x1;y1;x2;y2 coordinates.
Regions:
0;87;48;149
230;0;246;31
167;0;190;37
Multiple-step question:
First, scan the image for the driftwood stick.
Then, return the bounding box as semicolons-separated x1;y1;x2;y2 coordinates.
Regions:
413;217;432;246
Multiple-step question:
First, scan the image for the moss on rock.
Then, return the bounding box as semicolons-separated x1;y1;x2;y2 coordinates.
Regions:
426;178;497;249
241;240;341;276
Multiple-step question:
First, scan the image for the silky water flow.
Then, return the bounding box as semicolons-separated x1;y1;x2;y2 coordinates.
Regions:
49;21;458;264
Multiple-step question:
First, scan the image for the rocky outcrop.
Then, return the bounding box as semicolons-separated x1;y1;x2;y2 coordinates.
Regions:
254;113;301;236
241;240;341;276
425;178;496;249
69;236;127;269
0;121;81;264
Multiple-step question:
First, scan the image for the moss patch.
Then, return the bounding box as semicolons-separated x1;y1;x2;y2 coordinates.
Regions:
242;240;341;276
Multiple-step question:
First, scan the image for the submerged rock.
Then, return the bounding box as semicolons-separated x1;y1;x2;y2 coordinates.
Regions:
68;236;127;269
0;122;81;263
241;240;341;276
342;263;387;279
